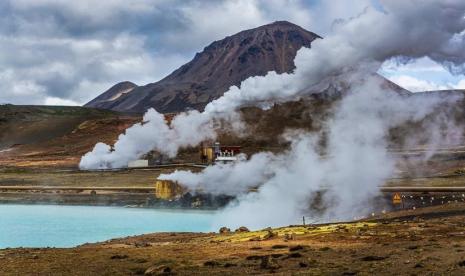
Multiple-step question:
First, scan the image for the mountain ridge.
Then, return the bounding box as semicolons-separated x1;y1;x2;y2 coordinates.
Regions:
85;21;322;113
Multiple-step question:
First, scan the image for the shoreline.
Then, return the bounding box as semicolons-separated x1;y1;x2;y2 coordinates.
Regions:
0;201;221;211
3;203;465;275
0;192;224;210
0;204;218;250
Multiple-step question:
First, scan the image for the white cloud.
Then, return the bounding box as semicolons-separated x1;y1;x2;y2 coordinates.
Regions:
388;75;448;92
0;0;387;106
388;75;465;92
44;97;80;106
455;79;465;89
381;57;447;74
380;56;465;92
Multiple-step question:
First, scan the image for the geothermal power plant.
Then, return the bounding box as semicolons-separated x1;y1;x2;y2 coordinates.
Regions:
3;1;465;274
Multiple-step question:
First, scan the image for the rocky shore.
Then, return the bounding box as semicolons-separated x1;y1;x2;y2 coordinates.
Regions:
2;203;465;275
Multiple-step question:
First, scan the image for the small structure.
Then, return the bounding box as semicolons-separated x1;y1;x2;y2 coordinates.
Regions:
200;142;241;164
128;159;149;168
215;155;238;163
200;144;215;164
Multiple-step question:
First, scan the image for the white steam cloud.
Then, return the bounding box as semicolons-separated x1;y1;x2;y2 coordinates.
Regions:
80;109;218;169
161;77;462;229
80;1;465;229
80;1;465;170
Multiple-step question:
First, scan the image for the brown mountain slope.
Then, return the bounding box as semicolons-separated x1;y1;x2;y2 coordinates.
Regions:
85;21;321;113
85;81;137;108
0;105;140;167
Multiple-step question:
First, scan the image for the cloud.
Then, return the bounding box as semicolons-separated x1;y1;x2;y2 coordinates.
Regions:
388;75;450;92
0;0;375;106
389;75;465;92
79;1;465;228
44;97;80;106
81;0;465;171
381;57;447;74
382;57;465;92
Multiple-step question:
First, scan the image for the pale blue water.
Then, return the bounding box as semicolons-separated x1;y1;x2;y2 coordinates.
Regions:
0;204;216;248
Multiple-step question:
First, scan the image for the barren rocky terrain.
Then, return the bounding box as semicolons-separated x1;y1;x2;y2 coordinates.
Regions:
3;203;465;275
0;105;140;168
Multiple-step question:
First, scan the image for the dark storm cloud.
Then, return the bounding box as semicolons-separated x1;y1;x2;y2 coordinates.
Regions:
0;0;372;105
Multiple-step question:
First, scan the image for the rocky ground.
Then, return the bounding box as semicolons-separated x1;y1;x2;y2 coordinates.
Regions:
2;203;465;275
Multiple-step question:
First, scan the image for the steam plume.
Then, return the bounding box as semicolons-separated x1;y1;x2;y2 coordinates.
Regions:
80;110;217;169
161;76;462;229
80;1;465;170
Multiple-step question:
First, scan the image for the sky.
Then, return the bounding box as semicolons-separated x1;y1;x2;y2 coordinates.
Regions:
0;0;463;106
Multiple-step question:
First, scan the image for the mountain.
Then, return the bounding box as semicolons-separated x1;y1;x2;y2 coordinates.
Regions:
85;81;137;109
85;21;322;113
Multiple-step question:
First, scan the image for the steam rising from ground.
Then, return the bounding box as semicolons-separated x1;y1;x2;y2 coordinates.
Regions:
80;110;218;169
80;1;465;228
161;77;462;229
80;1;465;170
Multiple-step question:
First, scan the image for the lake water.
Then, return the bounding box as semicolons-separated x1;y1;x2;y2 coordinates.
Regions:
0;204;217;248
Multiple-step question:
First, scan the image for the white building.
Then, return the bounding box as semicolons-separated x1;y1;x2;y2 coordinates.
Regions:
128;159;149;168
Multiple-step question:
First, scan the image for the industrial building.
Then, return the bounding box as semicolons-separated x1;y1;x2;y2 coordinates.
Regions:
127;151;172;168
200;142;241;164
127;159;149;168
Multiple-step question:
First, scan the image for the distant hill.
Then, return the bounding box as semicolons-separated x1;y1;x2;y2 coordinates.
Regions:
85;21;322;113
85;81;137;109
0;105;139;167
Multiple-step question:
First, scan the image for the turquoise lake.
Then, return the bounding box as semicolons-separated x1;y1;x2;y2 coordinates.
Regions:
0;204;217;248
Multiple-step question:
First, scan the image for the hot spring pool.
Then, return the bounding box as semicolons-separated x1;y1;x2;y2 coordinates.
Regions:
0;204;217;248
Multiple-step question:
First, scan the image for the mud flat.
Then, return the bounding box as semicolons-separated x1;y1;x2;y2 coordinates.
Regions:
0;191;156;207
2;165;465;209
0;167;175;187
0;166;221;207
2;203;465;275
0;168;159;206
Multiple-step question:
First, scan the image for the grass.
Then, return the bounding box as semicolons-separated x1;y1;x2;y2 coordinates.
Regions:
212;222;378;242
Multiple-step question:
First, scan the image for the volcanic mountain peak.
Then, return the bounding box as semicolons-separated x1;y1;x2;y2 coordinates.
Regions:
85;21;321;113
163;20;320;87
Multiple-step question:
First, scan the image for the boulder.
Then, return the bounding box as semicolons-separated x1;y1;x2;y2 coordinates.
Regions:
235;226;250;233
219;227;231;234
262;230;277;240
144;265;171;275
